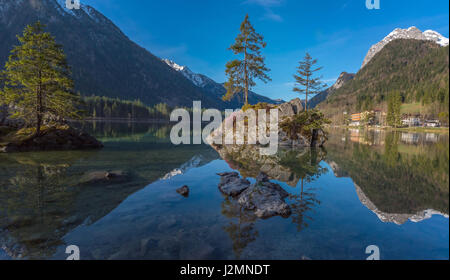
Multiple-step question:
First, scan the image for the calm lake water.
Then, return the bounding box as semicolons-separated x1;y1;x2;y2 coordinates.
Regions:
0;122;448;260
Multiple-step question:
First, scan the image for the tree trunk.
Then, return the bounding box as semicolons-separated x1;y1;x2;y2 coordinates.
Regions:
35;70;43;137
244;42;249;106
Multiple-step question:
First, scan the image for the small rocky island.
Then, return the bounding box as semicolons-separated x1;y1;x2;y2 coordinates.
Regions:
208;98;329;149
0;124;103;153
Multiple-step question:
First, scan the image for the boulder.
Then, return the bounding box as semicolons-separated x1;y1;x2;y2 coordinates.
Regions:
278;102;295;119
176;185;190;197
217;172;292;219
217;172;251;197
238;181;291;219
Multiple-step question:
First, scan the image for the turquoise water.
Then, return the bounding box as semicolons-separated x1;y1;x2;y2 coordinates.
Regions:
0;122;448;260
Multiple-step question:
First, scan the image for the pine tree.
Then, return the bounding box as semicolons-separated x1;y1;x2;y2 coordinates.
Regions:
0;22;80;136
293;53;326;112
223;15;271;106
387;91;402;127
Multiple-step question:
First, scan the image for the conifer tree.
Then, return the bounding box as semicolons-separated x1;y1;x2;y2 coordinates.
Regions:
387;91;402;127
0;21;80;136
223;15;271;106
293;53;326;112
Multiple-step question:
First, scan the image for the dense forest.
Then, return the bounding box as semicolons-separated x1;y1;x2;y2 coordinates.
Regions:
82;96;173;120
319;39;449;122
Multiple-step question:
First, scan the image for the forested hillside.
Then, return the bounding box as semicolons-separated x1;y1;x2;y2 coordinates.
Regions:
318;39;449;122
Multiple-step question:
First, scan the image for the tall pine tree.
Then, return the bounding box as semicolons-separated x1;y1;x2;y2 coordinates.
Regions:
293;53;326;112
0;21;80;136
223;15;271;106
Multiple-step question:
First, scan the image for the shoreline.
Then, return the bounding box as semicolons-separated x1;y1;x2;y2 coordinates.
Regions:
329;125;449;134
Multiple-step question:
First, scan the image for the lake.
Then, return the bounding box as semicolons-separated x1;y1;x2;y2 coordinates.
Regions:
0;122;448;260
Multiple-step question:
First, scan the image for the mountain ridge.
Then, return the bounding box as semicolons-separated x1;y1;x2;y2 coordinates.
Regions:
0;0;276;110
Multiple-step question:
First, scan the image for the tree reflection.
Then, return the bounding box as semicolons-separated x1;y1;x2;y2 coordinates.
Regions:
278;148;327;232
221;198;258;259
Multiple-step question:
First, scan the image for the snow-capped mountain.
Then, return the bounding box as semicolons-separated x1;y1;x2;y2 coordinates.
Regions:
163;58;281;106
162;59;212;88
362;26;449;68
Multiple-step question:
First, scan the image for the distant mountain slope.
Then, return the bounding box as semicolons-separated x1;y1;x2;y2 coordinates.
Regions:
0;0;275;109
309;72;355;108
318;39;449;120
162;59;281;107
362;26;449;68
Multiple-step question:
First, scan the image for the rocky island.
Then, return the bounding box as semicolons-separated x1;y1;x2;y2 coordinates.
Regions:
0;124;103;153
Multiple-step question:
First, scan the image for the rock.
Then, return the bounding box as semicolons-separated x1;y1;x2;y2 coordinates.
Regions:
218;172;291;219
238;181;291;219
176;185;190;197
290;98;304;114
256;172;270;183
278;102;295;119
217;172;251;197
79;170;130;185
0;126;103;153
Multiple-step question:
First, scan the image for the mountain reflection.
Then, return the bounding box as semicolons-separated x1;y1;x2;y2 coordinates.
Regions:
215;128;449;230
326;128;449;223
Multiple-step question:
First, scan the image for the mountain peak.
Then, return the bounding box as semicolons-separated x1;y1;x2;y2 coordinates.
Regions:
162;58;209;87
362;26;449;68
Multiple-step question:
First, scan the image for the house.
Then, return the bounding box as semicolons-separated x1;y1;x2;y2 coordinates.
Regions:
402;117;421;127
424;120;440;127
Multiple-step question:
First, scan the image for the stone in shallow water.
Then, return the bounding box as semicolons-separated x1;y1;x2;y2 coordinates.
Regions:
218;172;291;219
176;185;190;197
79;170;130;185
238;181;291;219
217;172;250;197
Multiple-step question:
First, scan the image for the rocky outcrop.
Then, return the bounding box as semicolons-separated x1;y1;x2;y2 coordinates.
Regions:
208;98;325;149
218;172;291;219
0;126;103;153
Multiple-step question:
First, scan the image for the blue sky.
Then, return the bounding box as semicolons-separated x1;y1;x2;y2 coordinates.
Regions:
82;0;449;101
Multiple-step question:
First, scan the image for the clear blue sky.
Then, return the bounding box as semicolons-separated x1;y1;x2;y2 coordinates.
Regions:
82;0;449;101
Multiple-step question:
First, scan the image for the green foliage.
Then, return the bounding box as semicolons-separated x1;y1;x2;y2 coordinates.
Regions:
0;22;80;135
438;112;449;126
293;53;326;111
223;15;271;105
280;109;331;141
387;91;402;127
321;40;449;119
82;96;172;120
241;102;273;112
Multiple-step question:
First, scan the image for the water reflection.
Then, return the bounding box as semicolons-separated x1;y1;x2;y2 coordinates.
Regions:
0;123;447;260
326;128;449;223
0;122;219;259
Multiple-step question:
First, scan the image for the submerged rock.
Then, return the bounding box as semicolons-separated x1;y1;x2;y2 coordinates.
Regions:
176;185;190;197
79;170;130;185
217;172;251;197
218;172;291;219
